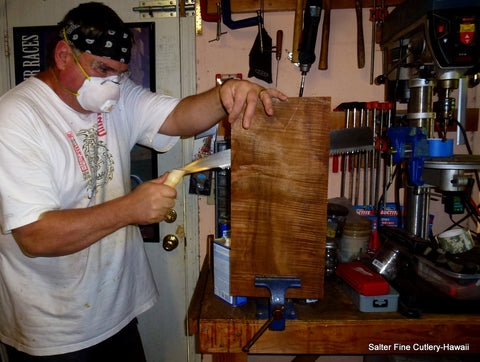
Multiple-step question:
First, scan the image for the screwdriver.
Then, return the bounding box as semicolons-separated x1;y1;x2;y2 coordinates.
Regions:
298;0;322;97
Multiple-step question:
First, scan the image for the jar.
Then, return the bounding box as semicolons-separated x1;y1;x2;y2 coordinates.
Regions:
325;238;339;278
339;218;372;263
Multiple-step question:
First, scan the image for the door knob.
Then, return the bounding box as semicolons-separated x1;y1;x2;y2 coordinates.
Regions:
163;234;179;251
165;208;177;223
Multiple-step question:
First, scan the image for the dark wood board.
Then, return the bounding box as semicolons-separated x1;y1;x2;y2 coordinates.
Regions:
230;97;330;299
205;0;405;14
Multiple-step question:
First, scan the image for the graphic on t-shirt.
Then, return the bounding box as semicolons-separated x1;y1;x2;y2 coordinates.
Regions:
66;131;89;176
77;125;114;200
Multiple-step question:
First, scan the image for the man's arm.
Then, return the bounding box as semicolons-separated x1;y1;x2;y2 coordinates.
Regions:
11;81;286;258
159;79;287;136
12;174;176;257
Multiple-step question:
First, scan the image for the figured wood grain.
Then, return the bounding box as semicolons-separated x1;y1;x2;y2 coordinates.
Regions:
230;97;330;299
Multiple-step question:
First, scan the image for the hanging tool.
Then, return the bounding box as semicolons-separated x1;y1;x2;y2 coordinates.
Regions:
378;1;388;81
330;127;373;155
352;102;368;206
200;0;220;22
369;0;377;84
275;30;283;87
221;0;259;29
349;102;360;202
375;1;387;44
380;102;393;210
359;103;369;206
292;0;304;64
209;3;227;42
369;2;388;83
248;7;273;83
374;102;386;209
257;10;264;53
367;101;379;207
355;0;365;69
318;0;331;70
333;103;351;198
331;102;374;200
298;0;322;97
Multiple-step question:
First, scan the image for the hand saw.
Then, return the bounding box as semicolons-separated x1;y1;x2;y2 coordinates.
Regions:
329;127;374;155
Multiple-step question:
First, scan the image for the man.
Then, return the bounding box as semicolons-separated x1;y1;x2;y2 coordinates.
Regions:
0;2;287;361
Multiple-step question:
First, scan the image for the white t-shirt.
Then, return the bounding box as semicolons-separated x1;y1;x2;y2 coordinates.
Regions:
0;76;180;356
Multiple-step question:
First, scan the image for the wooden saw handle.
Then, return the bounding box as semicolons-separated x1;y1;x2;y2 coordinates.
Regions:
318;0;331;70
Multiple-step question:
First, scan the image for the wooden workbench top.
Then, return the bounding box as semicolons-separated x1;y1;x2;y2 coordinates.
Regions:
191;266;480;356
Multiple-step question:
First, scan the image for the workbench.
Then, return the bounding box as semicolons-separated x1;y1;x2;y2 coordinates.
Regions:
188;260;480;361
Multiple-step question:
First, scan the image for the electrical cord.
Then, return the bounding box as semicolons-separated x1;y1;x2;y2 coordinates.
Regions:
452;119;480;193
443;179;480;234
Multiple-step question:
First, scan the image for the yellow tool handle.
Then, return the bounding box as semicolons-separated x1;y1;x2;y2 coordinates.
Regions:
164;169;186;188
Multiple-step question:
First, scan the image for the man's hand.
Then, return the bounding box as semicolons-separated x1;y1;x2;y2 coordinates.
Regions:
127;173;177;224
219;79;288;129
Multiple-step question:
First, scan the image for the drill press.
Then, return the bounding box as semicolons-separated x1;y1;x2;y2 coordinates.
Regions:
380;0;480;239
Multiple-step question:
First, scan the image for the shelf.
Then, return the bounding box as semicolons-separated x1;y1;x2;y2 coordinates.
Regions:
205;0;404;15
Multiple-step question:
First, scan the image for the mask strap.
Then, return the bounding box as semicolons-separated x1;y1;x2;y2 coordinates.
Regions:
51;68;79;97
63;28;91;81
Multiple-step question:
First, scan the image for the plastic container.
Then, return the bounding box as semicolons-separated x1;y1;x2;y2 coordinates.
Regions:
413;255;480;300
339;219;372;262
336;262;390;296
342;282;399;312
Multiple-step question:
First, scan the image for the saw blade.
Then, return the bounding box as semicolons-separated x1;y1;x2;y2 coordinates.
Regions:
329;127;374;155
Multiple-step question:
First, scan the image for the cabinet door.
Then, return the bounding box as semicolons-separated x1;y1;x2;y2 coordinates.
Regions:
1;1;198;361
231;97;330;299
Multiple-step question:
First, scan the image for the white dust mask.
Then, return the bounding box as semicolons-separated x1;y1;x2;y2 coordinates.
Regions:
76;75;120;113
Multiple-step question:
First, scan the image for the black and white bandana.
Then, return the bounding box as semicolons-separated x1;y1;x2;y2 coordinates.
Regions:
64;23;131;63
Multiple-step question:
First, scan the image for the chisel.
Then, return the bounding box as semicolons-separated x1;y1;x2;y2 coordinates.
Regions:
275;30;283;88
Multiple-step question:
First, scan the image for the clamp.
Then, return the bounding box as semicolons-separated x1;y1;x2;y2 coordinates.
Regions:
242;276;301;353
